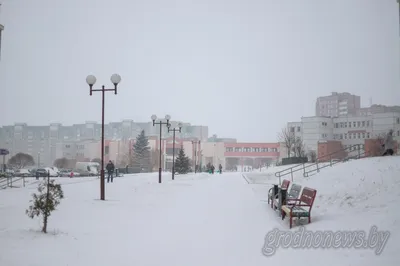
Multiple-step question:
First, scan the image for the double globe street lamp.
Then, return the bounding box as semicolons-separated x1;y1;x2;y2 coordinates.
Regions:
86;73;122;201
151;114;170;183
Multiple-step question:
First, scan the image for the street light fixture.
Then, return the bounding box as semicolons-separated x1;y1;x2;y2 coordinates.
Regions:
191;140;200;173
151;114;171;183
86;73;121;200
167;122;182;180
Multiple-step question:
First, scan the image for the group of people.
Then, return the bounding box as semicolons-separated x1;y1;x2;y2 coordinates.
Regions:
208;164;223;174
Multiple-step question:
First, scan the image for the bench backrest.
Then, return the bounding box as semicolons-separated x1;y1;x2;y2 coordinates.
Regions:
288;184;302;198
299;187;317;209
281;179;290;190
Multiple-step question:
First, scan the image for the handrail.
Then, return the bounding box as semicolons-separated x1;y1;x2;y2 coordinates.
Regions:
303;150;366;177
275;144;363;183
0;176;26;189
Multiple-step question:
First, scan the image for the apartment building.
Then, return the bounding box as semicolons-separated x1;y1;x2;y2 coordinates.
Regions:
288;116;334;153
288;112;400;155
0;120;209;166
315;92;361;117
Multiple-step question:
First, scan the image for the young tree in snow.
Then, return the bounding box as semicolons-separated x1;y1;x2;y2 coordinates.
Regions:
132;130;151;171
278;127;296;158
26;173;64;233
174;147;190;174
8;153;35;169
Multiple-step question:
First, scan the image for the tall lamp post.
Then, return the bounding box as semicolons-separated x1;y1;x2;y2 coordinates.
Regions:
167;122;182;180
151;114;171;183
86;73;122;201
191;140;200;173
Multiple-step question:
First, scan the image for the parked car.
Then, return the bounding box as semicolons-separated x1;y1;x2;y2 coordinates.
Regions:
35;168;48;177
14;169;31;177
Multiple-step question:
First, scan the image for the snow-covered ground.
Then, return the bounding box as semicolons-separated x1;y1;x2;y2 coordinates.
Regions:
0;157;398;265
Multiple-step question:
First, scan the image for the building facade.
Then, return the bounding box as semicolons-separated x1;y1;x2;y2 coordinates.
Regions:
0;120;209;167
288;112;400;156
315;92;361;117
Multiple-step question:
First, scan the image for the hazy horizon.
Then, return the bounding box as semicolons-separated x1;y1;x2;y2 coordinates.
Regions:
0;0;398;142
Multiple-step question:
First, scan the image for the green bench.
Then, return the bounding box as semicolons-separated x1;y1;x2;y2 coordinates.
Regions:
272;183;302;210
281;187;317;229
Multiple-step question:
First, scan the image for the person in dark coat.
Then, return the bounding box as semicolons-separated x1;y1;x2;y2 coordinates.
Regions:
106;160;115;183
211;165;215;174
219;164;222;174
382;129;395;156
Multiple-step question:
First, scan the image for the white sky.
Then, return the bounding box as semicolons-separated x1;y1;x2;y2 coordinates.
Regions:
0;0;398;142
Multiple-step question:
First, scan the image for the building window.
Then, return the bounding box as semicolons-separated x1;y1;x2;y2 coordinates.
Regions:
353;122;356;127
65;144;70;148
397;118;400;124
335;123;338;128
362;133;365;138
226;147;233;152
344;134;347;139
261;148;268;152
366;121;370;127
367;133;370;138
253;148;260;152
397;131;400;137
357;133;360;139
290;127;295;132
357;121;361;127
349;122;351;128
297;127;301;132
234;147;242;152
362;121;365;127
339;134;343;139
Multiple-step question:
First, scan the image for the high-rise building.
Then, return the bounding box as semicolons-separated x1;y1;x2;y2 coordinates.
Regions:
315;92;361;117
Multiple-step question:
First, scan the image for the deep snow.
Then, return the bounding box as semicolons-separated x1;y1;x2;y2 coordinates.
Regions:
0;157;399;266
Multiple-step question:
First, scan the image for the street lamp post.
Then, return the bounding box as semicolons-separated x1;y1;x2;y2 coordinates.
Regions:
151;114;171;183
86;73;122;201
167;122;182;180
191;140;200;173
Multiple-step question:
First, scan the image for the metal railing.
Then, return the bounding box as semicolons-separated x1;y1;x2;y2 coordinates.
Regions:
0;176;26;189
275;144;364;184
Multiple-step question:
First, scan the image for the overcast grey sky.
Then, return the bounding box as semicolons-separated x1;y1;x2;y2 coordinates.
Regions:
0;0;398;142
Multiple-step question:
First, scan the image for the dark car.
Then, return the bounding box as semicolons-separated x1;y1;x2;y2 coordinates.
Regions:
35;168;48;177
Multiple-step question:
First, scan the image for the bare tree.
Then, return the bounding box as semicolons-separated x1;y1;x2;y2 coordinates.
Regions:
308;150;317;163
292;137;306;157
366;133;386;157
53;158;69;169
278;127;296;158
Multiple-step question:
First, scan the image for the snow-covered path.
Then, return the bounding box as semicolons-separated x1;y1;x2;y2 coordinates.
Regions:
141;173;269;265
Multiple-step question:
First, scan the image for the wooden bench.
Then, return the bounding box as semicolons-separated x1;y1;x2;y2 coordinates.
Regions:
268;179;290;208
272;184;302;210
281;187;317;229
